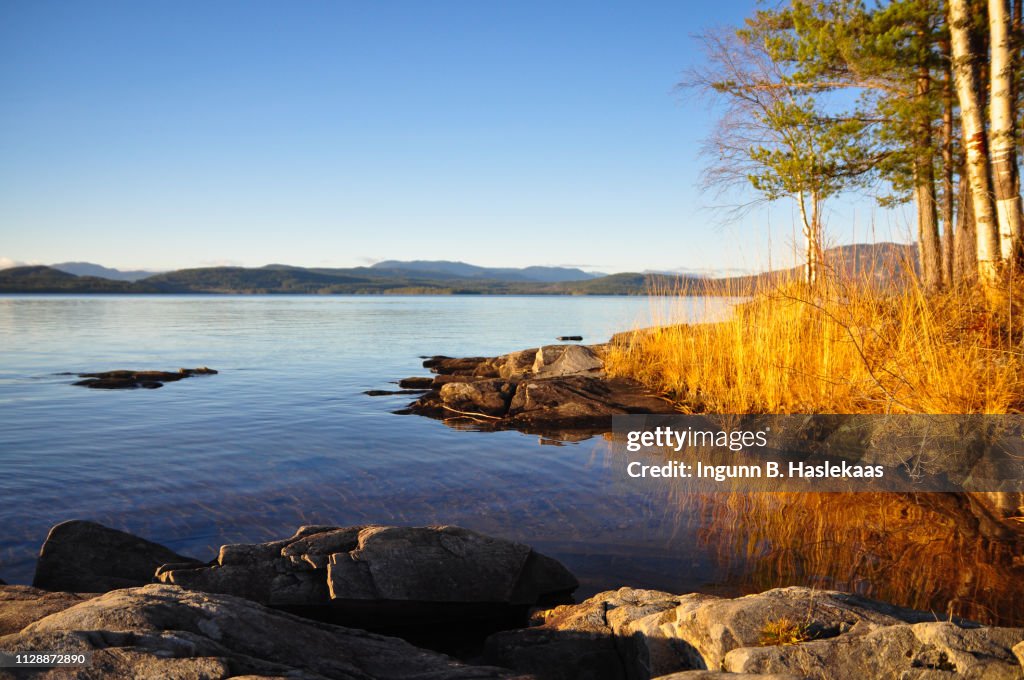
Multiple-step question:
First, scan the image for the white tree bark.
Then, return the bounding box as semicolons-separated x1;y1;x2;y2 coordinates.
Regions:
797;189;821;287
989;0;1023;264
950;0;1002;286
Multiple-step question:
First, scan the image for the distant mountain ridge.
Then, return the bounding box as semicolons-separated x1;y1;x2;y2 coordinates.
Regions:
0;244;916;295
370;260;602;282
51;261;160;281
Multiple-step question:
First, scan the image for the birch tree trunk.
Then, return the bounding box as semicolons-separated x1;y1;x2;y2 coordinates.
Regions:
797;190;820;287
950;0;1002;286
989;0;1023;266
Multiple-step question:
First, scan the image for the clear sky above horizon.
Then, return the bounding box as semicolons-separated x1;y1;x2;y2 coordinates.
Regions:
0;1;912;275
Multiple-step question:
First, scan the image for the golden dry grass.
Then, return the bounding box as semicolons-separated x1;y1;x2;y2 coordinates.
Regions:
606;273;1024;414
758;616;813;646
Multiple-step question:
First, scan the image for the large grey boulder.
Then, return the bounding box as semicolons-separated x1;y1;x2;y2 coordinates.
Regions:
158;525;577;620
0;583;515;679
32;520;202;592
485;586;1024;680
531;345;603;378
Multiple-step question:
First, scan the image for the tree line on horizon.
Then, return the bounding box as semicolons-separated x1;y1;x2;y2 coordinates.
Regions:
689;0;1024;292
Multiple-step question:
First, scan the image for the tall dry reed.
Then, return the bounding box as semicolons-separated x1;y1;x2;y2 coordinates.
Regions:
606;272;1024;414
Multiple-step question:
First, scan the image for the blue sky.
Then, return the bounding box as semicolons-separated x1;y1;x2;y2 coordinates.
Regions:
0;1;912;274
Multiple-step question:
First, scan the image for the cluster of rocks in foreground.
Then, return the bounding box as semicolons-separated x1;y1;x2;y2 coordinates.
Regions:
2;520;1022;679
386;344;677;435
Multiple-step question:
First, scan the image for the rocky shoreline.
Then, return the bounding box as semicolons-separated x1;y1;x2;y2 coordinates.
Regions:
1;520;1022;679
384;343;678;437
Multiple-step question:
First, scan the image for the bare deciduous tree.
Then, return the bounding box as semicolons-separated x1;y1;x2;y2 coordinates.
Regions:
684;29;872;286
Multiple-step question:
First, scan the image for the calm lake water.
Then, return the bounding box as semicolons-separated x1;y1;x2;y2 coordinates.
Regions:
0;294;734;595
2;295;1020;627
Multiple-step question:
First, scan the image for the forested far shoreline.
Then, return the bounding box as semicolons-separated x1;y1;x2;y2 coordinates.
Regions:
0;243;915;295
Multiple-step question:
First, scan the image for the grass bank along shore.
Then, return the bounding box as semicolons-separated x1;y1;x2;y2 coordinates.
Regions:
606;275;1024;415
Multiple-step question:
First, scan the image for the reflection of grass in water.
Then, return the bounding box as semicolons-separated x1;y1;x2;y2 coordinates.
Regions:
685;491;1024;626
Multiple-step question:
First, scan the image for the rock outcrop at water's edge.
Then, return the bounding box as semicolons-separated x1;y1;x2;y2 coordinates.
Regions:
7;520;1024;679
391;344;679;435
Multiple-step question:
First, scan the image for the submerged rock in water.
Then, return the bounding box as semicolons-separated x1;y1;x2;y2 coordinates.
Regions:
72;367;217;389
156;524;578;629
33;520;202;592
485;586;1024;680
1;583;514;679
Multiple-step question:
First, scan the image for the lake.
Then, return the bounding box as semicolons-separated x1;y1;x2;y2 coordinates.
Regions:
0;294;735;594
1;294;1020;627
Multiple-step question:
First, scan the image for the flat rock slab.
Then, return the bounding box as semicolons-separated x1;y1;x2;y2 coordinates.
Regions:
0;586;98;636
724;621;1024;679
33;520;202;592
397;345;676;437
73;366;217;389
0;583;514;679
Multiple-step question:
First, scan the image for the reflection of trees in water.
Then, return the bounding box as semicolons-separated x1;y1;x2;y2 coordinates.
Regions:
690;492;1024;626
